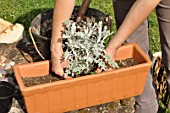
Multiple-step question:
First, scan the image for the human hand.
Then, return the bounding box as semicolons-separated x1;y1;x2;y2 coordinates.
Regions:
95;46;118;74
51;48;71;79
105;46;117;62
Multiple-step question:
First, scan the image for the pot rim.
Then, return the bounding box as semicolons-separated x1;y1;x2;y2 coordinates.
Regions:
0;81;15;99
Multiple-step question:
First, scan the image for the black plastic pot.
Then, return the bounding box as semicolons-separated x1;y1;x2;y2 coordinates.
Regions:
30;6;111;60
0;81;15;113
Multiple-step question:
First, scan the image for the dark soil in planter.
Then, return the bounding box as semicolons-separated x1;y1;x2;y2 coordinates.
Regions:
116;57;138;68
22;58;138;87
21;73;61;87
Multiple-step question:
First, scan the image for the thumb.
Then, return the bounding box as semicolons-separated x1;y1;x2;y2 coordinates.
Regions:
95;67;102;73
61;61;69;67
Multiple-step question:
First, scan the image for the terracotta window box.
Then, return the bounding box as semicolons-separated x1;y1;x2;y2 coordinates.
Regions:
14;43;152;113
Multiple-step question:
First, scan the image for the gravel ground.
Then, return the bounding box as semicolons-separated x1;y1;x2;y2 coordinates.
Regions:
9;98;25;113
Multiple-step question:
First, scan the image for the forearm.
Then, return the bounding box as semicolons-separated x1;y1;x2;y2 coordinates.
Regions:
51;0;75;60
107;0;160;50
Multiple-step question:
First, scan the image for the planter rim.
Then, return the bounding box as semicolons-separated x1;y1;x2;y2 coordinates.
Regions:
0;81;15;99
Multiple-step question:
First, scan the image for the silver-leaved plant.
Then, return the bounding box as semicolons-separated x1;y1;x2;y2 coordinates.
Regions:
62;18;119;77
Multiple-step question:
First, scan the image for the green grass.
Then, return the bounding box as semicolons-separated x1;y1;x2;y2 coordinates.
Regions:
148;10;161;54
0;0;55;37
0;0;168;112
0;0;159;54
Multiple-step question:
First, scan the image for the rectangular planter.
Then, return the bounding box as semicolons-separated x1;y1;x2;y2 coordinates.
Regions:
14;43;152;113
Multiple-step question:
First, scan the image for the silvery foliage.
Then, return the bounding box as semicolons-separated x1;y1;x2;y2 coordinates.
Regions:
62;19;119;77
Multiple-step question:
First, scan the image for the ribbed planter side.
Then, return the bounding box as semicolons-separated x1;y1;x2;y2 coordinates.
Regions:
14;43;152;113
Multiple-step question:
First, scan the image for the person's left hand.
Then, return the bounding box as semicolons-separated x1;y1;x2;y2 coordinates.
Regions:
95;46;118;73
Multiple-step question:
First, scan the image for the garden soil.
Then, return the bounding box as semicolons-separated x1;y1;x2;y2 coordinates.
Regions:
22;58;138;87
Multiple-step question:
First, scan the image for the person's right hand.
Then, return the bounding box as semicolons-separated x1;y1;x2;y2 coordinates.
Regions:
51;58;65;77
51;47;71;79
106;46;117;62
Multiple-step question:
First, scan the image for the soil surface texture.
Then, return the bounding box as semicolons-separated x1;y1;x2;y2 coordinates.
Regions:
22;58;138;87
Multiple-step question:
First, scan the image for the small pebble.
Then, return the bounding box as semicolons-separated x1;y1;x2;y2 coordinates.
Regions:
4;63;12;70
0;68;7;74
0;77;8;81
0;55;6;64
